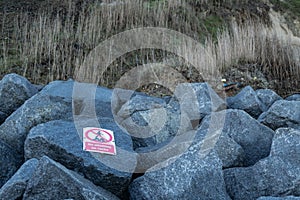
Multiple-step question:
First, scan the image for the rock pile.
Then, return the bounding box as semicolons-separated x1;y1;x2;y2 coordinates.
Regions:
0;73;300;199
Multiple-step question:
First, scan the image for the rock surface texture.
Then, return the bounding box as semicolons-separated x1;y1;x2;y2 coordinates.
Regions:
1;73;300;199
224;128;300;200
24;119;134;198
285;94;300;101
258;100;300;130
23;156;120;200
129;149;230;200
0;140;23;188
227;86;263;118
0;73;39;116
197;109;274;168
0;159;39;199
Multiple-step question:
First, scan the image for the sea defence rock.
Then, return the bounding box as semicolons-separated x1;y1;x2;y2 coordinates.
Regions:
135;108;275;172
256;89;282;111
0;73;39;116
0;79;114;155
174;82;226;120
0;140;23;188
285;94;300;101
2;73;300;199
197;109;275;168
224;128;300;200
115;93;168;148
257;197;300;200
0;80;74;156
258;100;300;130
227;86;263;118
24;119;135;198
134;129;196;173
0;79;115;191
129;148;230;200
22;156;120;200
0;158;39;200
114;83;225;149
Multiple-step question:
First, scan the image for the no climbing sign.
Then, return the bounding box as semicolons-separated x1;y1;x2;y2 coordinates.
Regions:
83;127;117;155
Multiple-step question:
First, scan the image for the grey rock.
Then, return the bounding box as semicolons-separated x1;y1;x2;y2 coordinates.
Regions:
0;111;7;124
0;158;39;200
257;197;300;200
131;108;274;172
197;109;274;168
115;93;167;148
286;94;300;101
175;82;226;120
163;98;196;137
0;80;114;156
0;80;113;189
117;94;166;119
72;81;113;119
116;93;161;147
0;140;23;188
162;95;172;103
224;128;300;200
256;89;282;111
24;119;135;198
269;128;300;164
227;86;263;118
23;156;120;200
129;143;230;200
0;89;72;155
114;83;224;149
134;130;196;173
0;73;38;115
258;100;300;130
125;100;193;149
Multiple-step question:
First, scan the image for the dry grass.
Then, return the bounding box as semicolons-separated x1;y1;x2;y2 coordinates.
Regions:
1;0;209;83
0;0;299;94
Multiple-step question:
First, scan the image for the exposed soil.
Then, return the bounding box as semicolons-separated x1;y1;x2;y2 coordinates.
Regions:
220;63;299;98
139;65;299;99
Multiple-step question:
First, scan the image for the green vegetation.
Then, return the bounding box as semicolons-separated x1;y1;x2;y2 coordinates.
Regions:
271;0;300;18
202;15;225;41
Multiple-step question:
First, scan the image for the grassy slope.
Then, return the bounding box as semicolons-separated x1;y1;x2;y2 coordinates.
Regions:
270;0;300;36
0;0;299;96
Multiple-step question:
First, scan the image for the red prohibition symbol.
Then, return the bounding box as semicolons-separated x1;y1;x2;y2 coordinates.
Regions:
85;128;113;143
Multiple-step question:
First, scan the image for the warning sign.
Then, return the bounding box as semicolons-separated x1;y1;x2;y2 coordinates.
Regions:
83;127;116;155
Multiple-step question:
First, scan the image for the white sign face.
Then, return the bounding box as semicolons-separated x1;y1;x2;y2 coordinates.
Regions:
83;127;116;155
